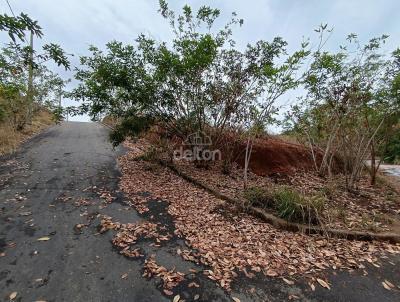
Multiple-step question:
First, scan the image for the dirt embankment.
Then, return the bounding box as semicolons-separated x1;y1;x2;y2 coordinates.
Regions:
233;137;319;176
144;126;322;176
0;109;55;155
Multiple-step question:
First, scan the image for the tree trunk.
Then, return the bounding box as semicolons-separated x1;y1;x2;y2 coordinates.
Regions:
243;137;253;189
26;31;34;125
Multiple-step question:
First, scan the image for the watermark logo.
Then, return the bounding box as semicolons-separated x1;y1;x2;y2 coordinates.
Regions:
174;131;221;161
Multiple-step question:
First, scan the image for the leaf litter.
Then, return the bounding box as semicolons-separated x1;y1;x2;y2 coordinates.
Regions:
115;140;400;291
144;256;185;290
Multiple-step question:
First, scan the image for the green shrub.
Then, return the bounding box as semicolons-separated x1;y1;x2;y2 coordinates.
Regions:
242;185;326;225
273;186;325;225
109;115;154;147
52;107;64;123
243;186;274;208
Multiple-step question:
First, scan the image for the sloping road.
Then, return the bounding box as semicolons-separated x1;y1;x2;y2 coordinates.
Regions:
0;122;168;302
1;122;399;302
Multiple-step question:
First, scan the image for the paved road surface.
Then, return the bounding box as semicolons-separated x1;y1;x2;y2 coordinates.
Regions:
380;164;400;177
0;122;169;302
0;122;399;302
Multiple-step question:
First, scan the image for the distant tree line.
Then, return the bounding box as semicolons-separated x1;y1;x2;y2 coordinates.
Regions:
0;12;70;130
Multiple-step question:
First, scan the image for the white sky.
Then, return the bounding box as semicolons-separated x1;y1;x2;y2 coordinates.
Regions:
1;0;399;123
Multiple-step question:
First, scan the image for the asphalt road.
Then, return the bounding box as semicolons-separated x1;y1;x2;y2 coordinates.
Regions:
0;122;169;302
380;164;400;177
0;122;399;302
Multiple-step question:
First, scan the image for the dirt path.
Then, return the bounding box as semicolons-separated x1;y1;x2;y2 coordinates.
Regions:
0;122;399;301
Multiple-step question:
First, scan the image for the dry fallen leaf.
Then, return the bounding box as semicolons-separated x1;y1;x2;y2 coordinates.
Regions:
173;294;180;302
37;237;50;241
266;269;278;277
19;211;32;216
116;140;400;292
382;281;392;290
282;278;294;285
121;273;128;279
384;280;394;288
9;292;17;300
310;283;316;291
232;297;241;302
163;289;173;296
0;252;5;257
188;282;199;288
316;278;331;290
194;294;200;300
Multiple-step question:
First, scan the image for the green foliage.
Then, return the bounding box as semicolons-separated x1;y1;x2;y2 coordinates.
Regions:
73;1;309;147
0;13;70;130
273;186;325;224
0;43;69;129
39;43;71;70
0;82;27;129
242;185;325;224
51;107;64;124
285;32;400;188
243;186;274;208
109;115;154;147
0;13;42;42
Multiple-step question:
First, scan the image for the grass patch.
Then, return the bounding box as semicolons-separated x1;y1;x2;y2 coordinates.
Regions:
243;185;326;225
243;186;274;208
273;186;325;225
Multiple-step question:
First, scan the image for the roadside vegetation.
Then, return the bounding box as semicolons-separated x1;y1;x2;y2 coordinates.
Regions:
0;13;70;154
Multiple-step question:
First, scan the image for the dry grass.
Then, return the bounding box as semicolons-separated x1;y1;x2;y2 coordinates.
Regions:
0;110;55;155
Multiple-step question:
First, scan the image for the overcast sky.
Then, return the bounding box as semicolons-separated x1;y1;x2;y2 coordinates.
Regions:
1;0;399;123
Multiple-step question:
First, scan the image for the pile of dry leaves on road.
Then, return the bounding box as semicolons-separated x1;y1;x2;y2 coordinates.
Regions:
100;215;171;253
118;140;400;291
144;256;185;290
100;215;185;290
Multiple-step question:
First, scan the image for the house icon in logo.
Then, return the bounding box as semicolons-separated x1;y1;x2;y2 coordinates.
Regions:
184;131;212;146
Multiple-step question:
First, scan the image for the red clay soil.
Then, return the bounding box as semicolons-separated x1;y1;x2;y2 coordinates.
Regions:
144;126;321;176
234;137;319;176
